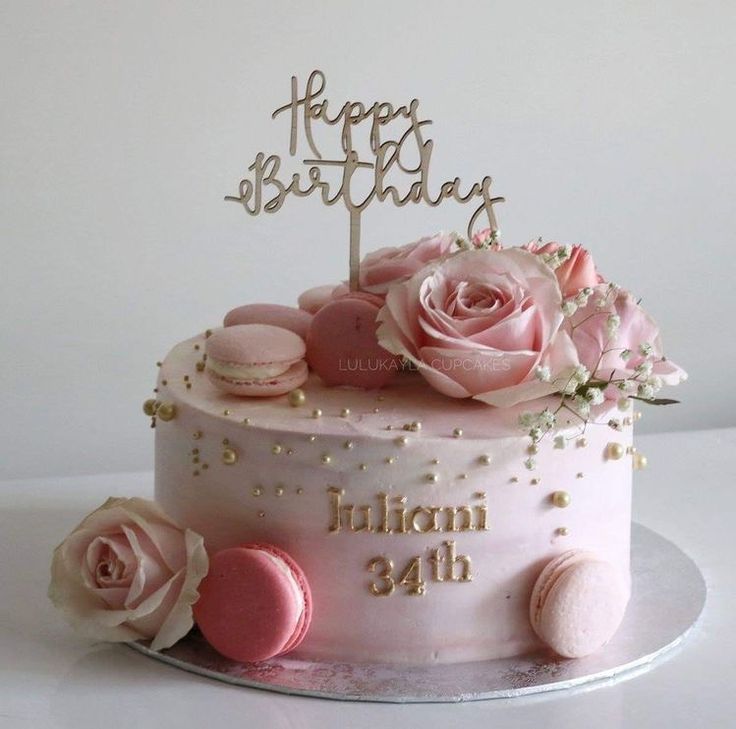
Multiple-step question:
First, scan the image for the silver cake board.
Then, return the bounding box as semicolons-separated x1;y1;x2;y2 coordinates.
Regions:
128;523;706;703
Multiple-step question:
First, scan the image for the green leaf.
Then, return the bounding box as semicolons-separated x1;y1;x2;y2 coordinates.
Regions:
630;396;680;406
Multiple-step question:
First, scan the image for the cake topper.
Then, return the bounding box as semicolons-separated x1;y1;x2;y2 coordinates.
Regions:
226;70;505;290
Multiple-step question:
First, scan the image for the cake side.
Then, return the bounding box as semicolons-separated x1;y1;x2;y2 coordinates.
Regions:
154;333;633;664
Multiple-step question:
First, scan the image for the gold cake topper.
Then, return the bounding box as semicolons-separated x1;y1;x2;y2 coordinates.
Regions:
226;70;505;290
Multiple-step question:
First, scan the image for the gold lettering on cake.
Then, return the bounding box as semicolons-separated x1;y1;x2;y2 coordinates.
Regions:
367;541;473;596
367;556;395;596
327;488;489;535
227;70;505;291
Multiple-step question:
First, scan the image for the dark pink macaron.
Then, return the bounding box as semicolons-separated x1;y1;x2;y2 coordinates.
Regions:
224;303;313;340
306;294;402;388
205;324;307;397
194;543;312;663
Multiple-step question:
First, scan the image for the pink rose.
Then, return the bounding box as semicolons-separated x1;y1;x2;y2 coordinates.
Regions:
529;241;601;298
376;248;580;407
567;284;686;397
471;228;502;249
358;232;457;295
49;497;209;650
297;232;456;313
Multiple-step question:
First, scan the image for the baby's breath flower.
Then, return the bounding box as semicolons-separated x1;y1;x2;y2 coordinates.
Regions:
524;457;536;470
534;365;552;382
584;387;605;405
606;314;621;338
638;342;653;357
573;365;591;384
575;287;593;306
572;395;591;418
634;361;653;377
561;300;578;317
647;375;663;393
539;409;556;429
620;349;632;362
637;383;655;400
518;412;536;428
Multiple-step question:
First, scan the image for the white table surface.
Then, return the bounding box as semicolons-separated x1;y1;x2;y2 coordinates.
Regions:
1;427;733;729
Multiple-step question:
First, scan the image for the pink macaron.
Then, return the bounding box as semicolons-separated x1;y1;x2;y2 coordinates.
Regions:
206;324;307;397
529;550;628;658
306;293;402;388
297;285;340;314
194;543;312;663
224;303;313;340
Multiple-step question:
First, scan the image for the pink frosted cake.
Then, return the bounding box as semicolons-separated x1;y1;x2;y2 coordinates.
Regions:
48;231;685;669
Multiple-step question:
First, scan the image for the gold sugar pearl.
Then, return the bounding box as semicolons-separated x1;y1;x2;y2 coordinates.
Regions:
142;399;158;416
258;510;265;518
458;473;468;480
223;409;232;416
275;486;284;497
312;408;322;419
551;491;571;508
296;487;304;495
193;430;202;440
426;473;439;483
479;454;492;466
308;435;317;442
157;403;176;422
633;453;648;470
453;428;463;438
222;447;238;466
272;444;283;455
531;477;540;485
359;463;368;471
395;436;409;447
556;527;570;537
410;421;422;432
385;456;396;465
288;388;306;407
431;458;440;465
606;442;625;460
252;486;262;496
341;408;351;417
344;440;355;450
321;454;332;465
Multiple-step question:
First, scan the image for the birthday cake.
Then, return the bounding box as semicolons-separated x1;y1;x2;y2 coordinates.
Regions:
48;72;686;671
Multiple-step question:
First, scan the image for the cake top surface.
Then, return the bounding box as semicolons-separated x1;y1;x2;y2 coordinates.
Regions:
159;331;619;441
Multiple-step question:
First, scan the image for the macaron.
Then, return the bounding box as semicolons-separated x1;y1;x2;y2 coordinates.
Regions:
529;550;628;658
306;293;402;388
297;285;339;314
224;303;313;340
194;543;312;663
206;324;307;397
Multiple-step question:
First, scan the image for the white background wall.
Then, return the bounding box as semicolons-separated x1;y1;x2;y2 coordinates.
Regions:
2;0;734;480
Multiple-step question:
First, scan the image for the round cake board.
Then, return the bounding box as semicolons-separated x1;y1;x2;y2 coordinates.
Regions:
128;523;706;703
